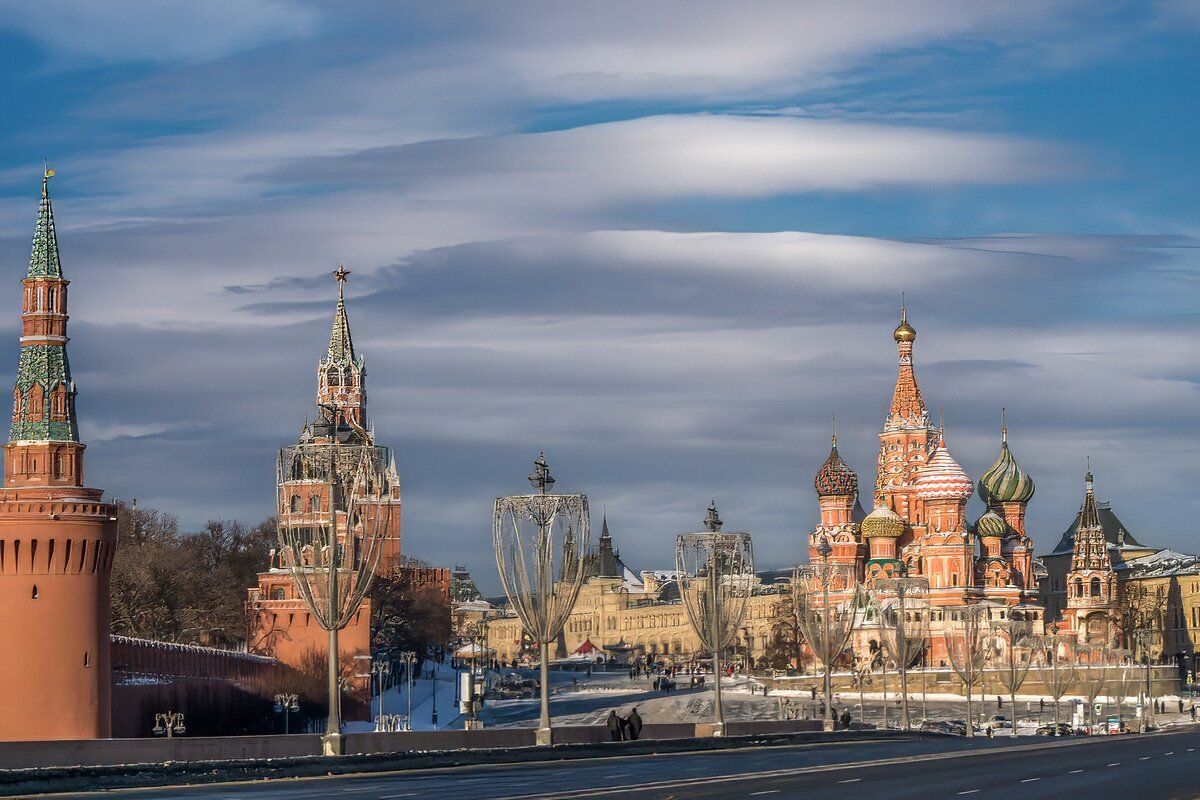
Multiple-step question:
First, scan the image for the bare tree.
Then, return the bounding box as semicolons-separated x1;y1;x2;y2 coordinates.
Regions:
1036;633;1079;725
989;618;1036;737
1076;643;1113;731
944;605;991;737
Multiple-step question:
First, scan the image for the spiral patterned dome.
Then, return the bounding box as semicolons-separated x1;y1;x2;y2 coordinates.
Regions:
814;443;858;497
974;508;1009;539
861;504;905;539
978;438;1035;505
914;446;974;501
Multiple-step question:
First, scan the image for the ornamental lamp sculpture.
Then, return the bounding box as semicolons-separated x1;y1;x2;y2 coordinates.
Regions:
493;453;590;746
874;577;931;731
793;536;861;733
277;442;396;755
676;501;754;737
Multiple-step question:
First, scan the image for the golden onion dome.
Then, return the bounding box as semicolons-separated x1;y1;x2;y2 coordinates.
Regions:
861;503;905;539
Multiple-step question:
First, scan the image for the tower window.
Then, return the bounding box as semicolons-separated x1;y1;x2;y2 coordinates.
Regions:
83;652;90;668
1090;577;1101;597
31;584;38;600
290;495;301;513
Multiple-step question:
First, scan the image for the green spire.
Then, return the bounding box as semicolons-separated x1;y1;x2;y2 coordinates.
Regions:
326;265;355;364
28;169;62;279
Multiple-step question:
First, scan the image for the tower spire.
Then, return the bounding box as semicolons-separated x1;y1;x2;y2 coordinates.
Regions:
327;265;355;364
29;166;62;279
885;304;926;430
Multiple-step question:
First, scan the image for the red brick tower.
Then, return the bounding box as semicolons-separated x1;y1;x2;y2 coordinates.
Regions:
0;172;118;741
247;269;401;672
810;429;863;571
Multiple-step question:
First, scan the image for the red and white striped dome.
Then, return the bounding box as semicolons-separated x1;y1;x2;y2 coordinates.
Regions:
914;446;974;501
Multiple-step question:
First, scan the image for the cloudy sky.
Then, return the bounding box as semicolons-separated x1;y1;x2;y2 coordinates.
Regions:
0;2;1198;593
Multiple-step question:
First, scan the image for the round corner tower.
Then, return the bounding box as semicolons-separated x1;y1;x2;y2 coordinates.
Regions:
0;172;118;741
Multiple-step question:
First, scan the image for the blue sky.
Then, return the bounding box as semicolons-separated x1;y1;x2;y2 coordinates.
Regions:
0;1;1198;593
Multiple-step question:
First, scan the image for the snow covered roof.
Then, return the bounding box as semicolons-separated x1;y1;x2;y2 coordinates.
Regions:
1116;548;1200;577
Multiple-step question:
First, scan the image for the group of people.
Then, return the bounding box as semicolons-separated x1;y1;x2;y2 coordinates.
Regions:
606;708;644;741
652;676;678;693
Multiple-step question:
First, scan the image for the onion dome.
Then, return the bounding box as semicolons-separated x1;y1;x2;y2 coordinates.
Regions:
894;305;916;343
975;508;1008;539
914;446;974;501
814;437;858;497
978;425;1035;505
861;504;905;539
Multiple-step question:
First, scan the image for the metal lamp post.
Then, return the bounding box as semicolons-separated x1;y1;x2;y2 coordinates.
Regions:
399;650;417;731
875;577;930;731
274;693;299;734
493;454;590;746
152;711;186;738
676;501;754;738
276;442;396;755
793;537;859;733
370;661;392;732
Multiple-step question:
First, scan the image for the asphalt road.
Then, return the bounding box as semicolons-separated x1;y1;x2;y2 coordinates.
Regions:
39;728;1200;800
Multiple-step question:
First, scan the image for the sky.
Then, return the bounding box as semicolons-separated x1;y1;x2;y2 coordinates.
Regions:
0;1;1198;595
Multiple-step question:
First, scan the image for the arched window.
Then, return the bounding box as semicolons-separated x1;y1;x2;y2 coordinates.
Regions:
290;495;301;513
1090;577;1102;597
1074;578;1084;597
310;495;320;512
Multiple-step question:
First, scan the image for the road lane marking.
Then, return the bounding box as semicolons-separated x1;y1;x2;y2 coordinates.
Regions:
1021;778;1040;783
1139;756;1150;760
380;795;417;799
749;792;779;796
1069;769;1084;774
838;778;861;783
1166;752;1174;755
957;791;980;795
1108;762;1121;767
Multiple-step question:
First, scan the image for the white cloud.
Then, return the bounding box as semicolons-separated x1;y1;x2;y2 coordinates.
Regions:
0;0;317;64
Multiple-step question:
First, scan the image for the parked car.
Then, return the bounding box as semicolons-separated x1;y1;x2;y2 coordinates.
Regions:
1035;722;1074;736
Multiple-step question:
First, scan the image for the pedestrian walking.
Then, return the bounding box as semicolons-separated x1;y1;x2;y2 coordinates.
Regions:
606;710;622;742
628;707;643;740
1191;705;1196;722
840;709;851;729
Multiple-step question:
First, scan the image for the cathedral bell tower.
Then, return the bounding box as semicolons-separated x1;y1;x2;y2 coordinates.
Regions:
0;171;118;741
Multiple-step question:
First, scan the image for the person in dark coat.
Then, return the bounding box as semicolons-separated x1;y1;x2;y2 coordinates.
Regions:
628;707;643;740
839;709;851;729
606;710;622;741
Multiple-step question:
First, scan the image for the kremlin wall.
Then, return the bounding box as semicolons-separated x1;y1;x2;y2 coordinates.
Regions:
0;173;1197;744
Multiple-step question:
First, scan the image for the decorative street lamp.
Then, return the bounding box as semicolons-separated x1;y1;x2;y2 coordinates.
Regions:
793;536;860;733
370;660;392;732
398;650;418;731
493;453;590;746
152;711;186;738
276;442;396;755
274;693;299;734
676;501;754;737
875;577;930;731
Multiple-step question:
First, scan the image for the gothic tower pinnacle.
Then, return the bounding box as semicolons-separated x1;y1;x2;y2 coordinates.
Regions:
314;266;367;441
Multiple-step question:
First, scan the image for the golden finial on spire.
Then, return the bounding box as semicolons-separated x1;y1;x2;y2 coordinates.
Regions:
831;415;837;448
893;293;916;343
42;159;55;198
1001;406;1008;445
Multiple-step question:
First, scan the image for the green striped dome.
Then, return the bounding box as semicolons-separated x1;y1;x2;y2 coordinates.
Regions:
979;439;1035;504
974;508;1009;539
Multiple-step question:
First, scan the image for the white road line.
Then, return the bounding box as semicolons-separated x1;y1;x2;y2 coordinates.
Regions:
380;795;417;799
1069;769;1084;774
1021;778;1040;783
1166;752;1174;755
838;778;861;783
749;792;779;796
1107;762;1121;767
1190;748;1196;752
957;791;980;795
1139;756;1151;761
